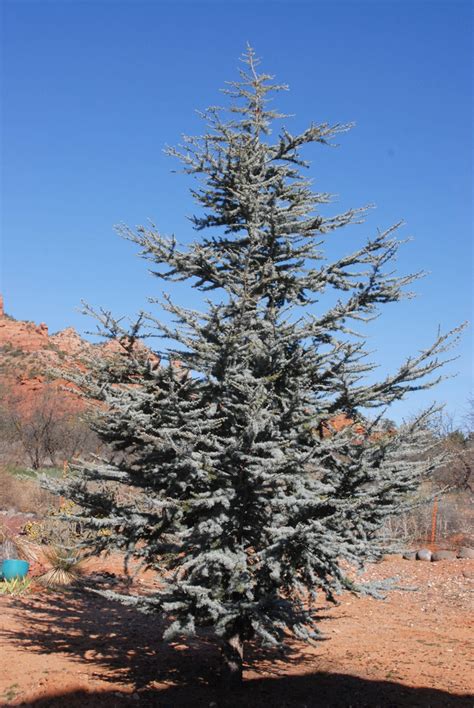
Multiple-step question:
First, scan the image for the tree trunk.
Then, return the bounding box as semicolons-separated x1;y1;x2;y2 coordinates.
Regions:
221;633;244;686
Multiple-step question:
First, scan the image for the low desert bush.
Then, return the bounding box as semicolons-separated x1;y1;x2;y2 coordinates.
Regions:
0;466;58;515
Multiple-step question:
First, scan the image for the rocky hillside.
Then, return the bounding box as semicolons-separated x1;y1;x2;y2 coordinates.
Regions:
0;295;117;411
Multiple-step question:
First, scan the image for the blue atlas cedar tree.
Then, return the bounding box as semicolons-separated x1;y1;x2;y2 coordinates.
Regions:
52;47;463;684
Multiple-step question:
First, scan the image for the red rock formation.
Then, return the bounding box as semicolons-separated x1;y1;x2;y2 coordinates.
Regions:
51;327;93;356
319;412;365;437
0;296;98;414
0;295;161;415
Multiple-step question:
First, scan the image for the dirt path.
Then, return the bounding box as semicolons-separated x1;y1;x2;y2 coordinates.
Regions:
0;557;473;707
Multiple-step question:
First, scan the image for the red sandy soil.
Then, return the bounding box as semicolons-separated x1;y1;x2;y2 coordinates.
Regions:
0;554;473;707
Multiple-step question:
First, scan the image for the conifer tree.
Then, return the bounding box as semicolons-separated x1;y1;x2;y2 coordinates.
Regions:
55;47;462;683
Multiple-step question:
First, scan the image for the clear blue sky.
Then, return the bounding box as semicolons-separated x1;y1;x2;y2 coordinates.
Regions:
1;0;472;423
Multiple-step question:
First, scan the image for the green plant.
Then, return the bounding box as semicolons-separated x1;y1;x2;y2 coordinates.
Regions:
2;683;20;703
7;465;62;479
0;577;31;596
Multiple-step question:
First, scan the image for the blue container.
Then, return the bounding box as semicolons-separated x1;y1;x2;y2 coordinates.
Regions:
1;559;30;581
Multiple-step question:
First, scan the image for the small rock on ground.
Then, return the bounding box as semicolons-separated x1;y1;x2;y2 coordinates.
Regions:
432;550;457;562
457;546;474;559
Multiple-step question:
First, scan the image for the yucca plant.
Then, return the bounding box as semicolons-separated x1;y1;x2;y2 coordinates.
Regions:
39;545;84;588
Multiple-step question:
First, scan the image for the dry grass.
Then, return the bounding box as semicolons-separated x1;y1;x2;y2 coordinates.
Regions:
0;522;38;562
0;466;57;515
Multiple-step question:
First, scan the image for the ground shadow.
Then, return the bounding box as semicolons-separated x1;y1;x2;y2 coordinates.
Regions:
16;674;473;707
1;587;220;689
2;584;323;689
3;588;472;707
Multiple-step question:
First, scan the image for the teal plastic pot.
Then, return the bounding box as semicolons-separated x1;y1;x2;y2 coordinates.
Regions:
1;559;30;581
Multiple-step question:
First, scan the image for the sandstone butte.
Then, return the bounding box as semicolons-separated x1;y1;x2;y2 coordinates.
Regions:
0;294;160;416
0;294;361;436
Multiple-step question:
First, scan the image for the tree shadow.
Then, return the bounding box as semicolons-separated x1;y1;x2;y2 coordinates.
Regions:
17;674;473;707
3;584;328;688
2;587;220;690
3;588;472;707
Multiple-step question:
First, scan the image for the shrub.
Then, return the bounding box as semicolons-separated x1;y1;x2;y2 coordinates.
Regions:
0;467;57;515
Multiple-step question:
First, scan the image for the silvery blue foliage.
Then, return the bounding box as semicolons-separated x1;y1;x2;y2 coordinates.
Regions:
54;47;462;667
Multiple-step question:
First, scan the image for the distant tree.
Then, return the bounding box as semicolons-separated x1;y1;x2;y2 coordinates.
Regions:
431;407;473;492
53;48;463;684
465;396;474;436
1;384;97;469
